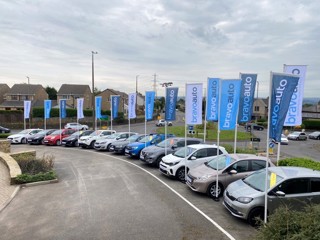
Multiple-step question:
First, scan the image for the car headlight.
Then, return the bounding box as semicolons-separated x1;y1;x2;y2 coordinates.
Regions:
198;174;214;181
236;197;253;204
167;161;180;166
14;136;20;139
132;146;138;150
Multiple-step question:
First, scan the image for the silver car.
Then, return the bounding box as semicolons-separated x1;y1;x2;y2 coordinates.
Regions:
223;166;320;226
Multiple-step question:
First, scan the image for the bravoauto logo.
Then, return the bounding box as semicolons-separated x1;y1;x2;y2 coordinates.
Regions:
146;94;152;118
223;83;235;128
129;94;135;117
209;80;218;120
285;68;300;124
191;87;199;123
168;89;176;119
240;76;253;122
271;79;288;126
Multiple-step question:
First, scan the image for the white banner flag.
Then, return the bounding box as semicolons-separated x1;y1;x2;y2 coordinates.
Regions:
283;65;307;126
77;98;84;119
186;83;203;125
128;93;136;119
24;100;31;119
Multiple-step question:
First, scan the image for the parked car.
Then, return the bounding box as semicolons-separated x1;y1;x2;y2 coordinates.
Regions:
109;134;147;154
223;166;320;226
125;134;175;158
27;129;56;145
94;132;138;151
287;131;307;140
79;130;116;148
309;131;320;140
159;144;228;182
186;154;274;198
43;129;77;146
0;126;10;133
140;137;203;167
281;134;289;145
61;130;94;147
244;123;264;131
156;119;172;127
64;122;89;130
7;129;43;144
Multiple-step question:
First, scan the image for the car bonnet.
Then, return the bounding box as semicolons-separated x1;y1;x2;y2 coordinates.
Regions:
226;178;262;198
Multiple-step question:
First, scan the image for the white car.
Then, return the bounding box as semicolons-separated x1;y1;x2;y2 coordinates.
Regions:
156;119;172;127
64;122;89;130
7;129;43;144
159;144;228;181
79;130;116;148
94;132;138;151
281;134;289;145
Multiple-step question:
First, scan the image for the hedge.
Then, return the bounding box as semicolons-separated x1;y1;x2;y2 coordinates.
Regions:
278;157;320;170
32;107;113;118
303;119;320;130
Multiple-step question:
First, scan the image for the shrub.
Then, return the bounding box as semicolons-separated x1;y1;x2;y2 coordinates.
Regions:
221;144;257;154
15;171;57;184
278;157;320;171
303;119;320;130
16;154;55;175
0;133;10;138
254;204;320;240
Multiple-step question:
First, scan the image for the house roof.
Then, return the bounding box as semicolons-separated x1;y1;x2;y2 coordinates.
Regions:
99;88;128;98
57;84;91;95
7;84;44;95
0;83;10;89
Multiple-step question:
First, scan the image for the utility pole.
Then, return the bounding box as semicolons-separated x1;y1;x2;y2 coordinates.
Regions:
92;51;98;130
153;73;157;97
136;75;139;114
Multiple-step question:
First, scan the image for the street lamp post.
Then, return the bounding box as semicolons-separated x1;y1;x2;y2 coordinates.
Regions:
92;51;98;130
136;75;139;114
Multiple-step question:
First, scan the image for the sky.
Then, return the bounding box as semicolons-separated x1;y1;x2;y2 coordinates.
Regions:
0;0;319;98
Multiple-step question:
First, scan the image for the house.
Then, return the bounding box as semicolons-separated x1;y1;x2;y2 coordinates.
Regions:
136;92;145;108
252;98;268;120
97;89;128;114
0;84;48;110
57;84;92;109
0;84;10;104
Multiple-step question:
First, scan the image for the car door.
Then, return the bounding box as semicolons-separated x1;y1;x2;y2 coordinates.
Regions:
187;148;209;169
222;160;250;187
268;178;310;214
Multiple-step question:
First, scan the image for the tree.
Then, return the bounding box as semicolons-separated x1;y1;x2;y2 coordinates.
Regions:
94;87;102;96
45;86;57;100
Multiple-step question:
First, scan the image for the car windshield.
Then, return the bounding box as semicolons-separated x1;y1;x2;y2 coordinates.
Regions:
19;129;30;134
156;138;178;148
36;130;49;135
243;169;284;192
126;135;141;142
106;133;121;139
89;131;100;137
139;135;154;143
51;130;62;135
205;155;235;170
311;132;320;135
69;132;80;137
81;131;93;136
173;146;196;158
281;134;287;138
291;132;300;136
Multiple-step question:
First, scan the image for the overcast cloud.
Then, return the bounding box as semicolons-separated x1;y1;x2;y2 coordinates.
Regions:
0;0;319;97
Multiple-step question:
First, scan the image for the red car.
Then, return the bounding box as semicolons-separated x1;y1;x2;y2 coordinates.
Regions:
43;129;76;146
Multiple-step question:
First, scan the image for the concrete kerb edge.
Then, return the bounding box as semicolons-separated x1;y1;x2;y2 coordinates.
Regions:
20;178;59;188
0;185;20;214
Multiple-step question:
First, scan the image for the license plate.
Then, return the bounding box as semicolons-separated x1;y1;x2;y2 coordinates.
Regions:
186;176;192;184
44;141;48;143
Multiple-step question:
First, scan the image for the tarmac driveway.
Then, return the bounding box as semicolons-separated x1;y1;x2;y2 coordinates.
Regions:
0;145;254;240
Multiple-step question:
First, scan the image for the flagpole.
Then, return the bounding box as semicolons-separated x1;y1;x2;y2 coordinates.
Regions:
110;96;113;130
203;85;207;143
165;122;167;155
184;84;187;182
264;71;273;224
145;110;147;149
215;80;222;201
276;142;281;166
59;99;62;146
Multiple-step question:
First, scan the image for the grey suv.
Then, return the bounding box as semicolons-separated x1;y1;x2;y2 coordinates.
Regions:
223;166;320;226
140;137;203;167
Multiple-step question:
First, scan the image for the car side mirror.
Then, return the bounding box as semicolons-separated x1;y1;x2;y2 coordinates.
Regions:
275;191;286;197
190;156;196;160
229;169;237;174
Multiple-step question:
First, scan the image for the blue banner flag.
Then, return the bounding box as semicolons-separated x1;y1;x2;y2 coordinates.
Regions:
44;100;51;119
128;93;136;119
238;73;257;123
269;72;300;142
60;99;67;119
219;79;242;130
206;78;220;121
95;96;102;119
186;83;203;125
111;95;120;119
165;87;179;121
24;100;31;119
77;98;84;119
145;91;155;120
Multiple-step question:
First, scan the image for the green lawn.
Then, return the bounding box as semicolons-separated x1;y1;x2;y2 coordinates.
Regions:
156;125;252;141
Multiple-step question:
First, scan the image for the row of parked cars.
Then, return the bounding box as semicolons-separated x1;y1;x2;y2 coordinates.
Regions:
6;125;320;226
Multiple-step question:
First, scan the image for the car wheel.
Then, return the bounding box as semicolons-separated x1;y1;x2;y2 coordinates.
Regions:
207;182;224;198
75;140;79;147
90;141;95;148
155;155;164;168
168;123;172;126
107;144;111;151
41;139;45;145
248;207;264;227
21;138;27;144
317;136;320;140
56;140;61;146
176;167;186;182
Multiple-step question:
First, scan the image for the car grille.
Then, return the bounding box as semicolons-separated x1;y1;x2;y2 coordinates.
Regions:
226;191;236;201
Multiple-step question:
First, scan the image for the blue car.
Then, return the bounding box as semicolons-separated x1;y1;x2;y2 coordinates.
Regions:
125;134;175;158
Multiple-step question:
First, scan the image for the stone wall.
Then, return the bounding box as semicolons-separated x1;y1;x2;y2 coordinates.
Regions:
0;140;10;153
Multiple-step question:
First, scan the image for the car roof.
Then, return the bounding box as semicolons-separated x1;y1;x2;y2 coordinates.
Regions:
269;166;320;179
228;153;268;161
187;144;225;149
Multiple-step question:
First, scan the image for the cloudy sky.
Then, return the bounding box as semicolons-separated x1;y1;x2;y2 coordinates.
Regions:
0;0;319;97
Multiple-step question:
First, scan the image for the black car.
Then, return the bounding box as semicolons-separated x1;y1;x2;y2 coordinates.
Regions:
61;130;94;147
244;123;264;131
0;126;10;133
109;134;147;154
309;131;320;140
27;129;56;145
140;137;203;167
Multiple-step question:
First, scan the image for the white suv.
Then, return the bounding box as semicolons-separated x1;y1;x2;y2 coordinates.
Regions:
64;122;89;130
79;130;116;148
159;144;228;181
94;132;137;151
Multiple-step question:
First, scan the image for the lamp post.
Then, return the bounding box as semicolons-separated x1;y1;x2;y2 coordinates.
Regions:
136;75;139;114
256;80;259;99
92;51;98;130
